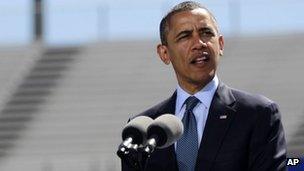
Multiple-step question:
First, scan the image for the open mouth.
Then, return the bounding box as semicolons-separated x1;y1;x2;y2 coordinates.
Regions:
190;52;210;65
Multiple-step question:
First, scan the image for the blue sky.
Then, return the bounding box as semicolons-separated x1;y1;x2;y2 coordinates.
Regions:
1;0;304;46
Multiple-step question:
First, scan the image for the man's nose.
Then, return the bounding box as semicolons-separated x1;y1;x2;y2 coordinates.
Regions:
192;34;207;50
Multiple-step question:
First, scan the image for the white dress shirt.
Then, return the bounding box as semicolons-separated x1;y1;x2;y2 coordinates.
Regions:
175;75;219;147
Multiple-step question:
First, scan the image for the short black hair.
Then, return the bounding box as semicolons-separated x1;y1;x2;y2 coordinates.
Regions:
159;1;218;45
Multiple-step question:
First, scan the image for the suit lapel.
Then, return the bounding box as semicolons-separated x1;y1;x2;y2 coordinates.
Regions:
147;92;178;170
196;82;237;171
156;91;176;117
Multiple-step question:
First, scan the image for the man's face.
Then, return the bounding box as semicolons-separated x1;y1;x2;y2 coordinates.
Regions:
157;8;224;93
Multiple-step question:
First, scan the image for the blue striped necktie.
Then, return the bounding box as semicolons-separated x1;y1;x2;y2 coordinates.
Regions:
176;96;200;171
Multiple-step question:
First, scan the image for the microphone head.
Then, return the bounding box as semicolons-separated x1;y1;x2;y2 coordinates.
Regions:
147;114;183;149
122;116;153;145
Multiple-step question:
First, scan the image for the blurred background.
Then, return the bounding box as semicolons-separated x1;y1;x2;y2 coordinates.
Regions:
0;0;303;170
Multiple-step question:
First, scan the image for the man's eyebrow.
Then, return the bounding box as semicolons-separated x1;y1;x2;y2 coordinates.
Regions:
199;26;217;34
199;26;213;32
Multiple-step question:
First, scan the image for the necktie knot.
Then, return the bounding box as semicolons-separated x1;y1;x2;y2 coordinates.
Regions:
185;96;200;112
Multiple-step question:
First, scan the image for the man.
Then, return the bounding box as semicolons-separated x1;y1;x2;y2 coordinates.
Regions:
122;1;286;171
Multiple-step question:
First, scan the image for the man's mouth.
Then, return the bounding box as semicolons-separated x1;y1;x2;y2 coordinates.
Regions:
190;52;210;65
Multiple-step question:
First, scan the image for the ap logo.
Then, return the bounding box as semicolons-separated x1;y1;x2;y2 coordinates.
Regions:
287;157;304;171
287;158;300;166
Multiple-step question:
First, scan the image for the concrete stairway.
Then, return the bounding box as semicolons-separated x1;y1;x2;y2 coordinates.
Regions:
0;45;41;156
0;34;303;170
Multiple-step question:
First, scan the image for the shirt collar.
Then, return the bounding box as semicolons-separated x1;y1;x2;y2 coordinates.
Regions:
176;75;219;113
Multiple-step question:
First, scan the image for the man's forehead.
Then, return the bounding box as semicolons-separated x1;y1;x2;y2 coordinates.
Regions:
170;9;212;25
191;8;210;17
168;8;215;31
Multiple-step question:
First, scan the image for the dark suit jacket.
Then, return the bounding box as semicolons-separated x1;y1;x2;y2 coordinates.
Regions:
122;82;287;171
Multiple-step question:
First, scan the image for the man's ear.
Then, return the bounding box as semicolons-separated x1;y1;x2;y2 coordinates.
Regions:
218;35;224;56
157;44;171;65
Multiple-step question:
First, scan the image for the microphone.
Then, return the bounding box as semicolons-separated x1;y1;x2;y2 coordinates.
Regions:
144;114;183;155
117;116;153;158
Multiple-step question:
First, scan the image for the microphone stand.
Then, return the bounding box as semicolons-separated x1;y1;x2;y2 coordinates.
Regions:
117;143;150;171
141;136;158;171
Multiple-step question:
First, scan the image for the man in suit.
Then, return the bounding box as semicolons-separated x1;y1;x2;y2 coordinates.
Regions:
122;1;286;170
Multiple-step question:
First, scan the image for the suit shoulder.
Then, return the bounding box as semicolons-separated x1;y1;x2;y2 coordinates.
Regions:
230;87;276;109
228;87;281;127
130;96;173;120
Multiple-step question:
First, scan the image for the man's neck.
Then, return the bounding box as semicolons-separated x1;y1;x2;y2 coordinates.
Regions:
177;77;214;95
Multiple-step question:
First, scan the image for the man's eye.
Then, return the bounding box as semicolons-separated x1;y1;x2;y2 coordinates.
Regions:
177;34;189;41
201;31;214;36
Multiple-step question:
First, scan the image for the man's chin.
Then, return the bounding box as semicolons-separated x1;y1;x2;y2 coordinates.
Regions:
194;73;215;83
187;77;213;89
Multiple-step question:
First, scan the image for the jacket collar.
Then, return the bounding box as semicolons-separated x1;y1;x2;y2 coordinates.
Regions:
152;81;237;171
